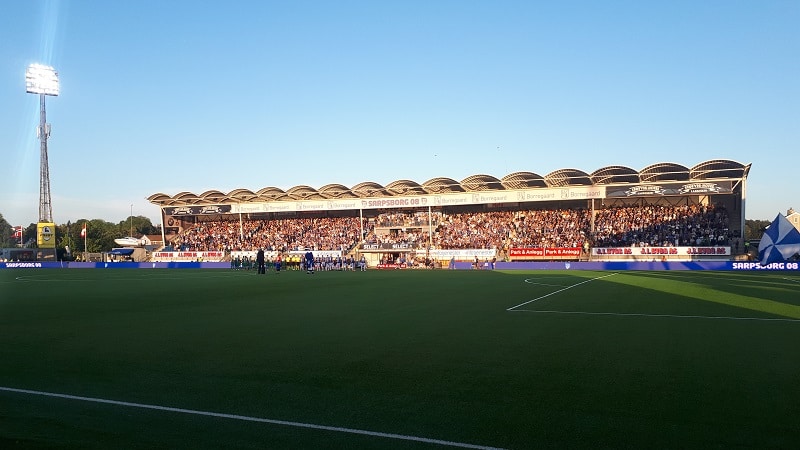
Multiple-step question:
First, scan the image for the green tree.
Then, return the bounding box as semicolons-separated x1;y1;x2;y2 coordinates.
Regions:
57;221;79;258
744;219;771;241
2;212;162;257
0;216;38;248
78;219;119;253
23;223;37;247
0;213;12;247
118;215;157;238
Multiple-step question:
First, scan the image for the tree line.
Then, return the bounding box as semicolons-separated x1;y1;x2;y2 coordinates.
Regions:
0;213;159;254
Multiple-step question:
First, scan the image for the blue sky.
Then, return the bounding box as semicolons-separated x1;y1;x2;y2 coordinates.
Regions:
1;0;797;227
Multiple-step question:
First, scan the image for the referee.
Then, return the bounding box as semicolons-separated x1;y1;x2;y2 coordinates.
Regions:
256;248;266;274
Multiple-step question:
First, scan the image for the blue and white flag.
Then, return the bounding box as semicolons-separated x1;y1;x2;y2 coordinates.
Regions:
758;213;800;266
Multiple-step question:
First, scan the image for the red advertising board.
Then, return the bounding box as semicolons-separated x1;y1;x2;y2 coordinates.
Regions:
508;247;582;260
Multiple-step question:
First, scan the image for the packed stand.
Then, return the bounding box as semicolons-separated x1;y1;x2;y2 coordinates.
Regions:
591;204;731;247
169;203;732;253
172;217;369;252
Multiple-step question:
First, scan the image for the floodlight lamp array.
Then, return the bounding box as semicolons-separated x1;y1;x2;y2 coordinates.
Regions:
26;63;60;96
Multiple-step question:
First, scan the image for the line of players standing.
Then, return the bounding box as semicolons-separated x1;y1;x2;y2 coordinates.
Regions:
234;252;367;274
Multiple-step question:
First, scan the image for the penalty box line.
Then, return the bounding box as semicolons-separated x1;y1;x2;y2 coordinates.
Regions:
505;309;800;323
0;386;505;450
506;272;619;311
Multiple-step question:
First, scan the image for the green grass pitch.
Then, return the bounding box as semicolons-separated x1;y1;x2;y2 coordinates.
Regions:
1;268;799;449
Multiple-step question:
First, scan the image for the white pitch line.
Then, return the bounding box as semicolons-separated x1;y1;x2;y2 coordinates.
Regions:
0;386;504;450
507;272;619;311
507;309;800;323
522;281;568;288
783;277;800;284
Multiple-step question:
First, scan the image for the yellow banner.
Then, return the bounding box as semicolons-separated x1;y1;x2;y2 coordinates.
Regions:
37;222;56;248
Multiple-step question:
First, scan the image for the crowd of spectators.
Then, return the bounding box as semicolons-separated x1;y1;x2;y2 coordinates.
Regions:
504;209;590;249
364;229;430;247
364;209;589;250
375;211;442;228
172;216;367;252
592;203;731;247
432;211;515;249
169;203;732;253
171;219;247;252
430;204;729;250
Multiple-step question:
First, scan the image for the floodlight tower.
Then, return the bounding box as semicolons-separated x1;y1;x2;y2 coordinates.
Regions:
26;63;60;223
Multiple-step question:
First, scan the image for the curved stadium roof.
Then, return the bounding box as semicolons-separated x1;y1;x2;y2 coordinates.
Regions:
147;159;751;207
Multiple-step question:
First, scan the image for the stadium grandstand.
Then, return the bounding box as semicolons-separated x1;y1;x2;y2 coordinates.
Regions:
146;159;751;267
